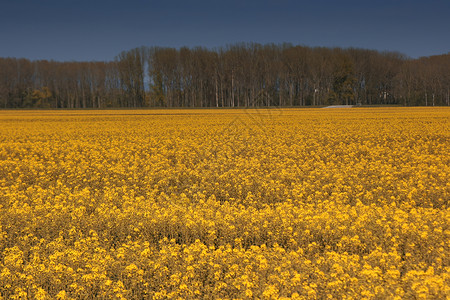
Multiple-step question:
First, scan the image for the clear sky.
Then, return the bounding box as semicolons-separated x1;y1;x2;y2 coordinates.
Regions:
1;0;449;61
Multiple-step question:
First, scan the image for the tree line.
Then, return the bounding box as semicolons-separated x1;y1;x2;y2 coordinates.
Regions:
1;44;449;108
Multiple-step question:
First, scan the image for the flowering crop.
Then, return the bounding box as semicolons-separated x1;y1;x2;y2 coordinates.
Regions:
0;108;449;299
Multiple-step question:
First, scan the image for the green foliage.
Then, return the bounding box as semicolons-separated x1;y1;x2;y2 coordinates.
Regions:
23;87;52;108
150;71;165;107
329;55;356;105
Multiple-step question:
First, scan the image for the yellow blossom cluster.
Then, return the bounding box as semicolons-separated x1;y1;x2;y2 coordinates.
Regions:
0;108;449;299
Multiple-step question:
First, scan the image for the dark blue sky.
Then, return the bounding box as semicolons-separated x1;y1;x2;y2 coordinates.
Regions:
1;0;449;61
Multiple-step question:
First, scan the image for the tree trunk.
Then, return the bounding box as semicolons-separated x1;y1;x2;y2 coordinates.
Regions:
215;76;219;107
231;70;235;107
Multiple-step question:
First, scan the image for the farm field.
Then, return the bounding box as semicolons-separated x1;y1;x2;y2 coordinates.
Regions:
0;107;449;299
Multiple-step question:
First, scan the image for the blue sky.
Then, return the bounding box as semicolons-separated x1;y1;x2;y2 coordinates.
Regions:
1;0;449;61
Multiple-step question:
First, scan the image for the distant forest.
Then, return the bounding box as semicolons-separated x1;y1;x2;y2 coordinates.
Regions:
1;44;449;108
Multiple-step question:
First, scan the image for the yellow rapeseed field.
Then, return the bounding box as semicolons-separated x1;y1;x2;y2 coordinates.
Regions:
0;108;449;299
